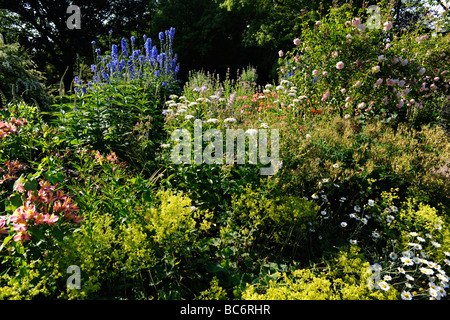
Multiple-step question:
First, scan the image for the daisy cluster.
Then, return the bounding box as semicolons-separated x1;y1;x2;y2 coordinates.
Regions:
306;165;449;300
161;94;238;126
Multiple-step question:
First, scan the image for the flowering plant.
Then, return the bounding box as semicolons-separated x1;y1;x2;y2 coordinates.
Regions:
1;177;82;262
278;3;449;128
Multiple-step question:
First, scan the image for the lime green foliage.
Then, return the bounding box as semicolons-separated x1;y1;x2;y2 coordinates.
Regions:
242;247;398;300
145;189;196;243
197;276;228;300
228;184;319;258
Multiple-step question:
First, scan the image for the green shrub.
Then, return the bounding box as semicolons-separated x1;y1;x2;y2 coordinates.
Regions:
0;43;51;110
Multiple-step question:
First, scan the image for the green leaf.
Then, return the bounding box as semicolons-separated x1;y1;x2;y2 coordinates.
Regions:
0;235;13;252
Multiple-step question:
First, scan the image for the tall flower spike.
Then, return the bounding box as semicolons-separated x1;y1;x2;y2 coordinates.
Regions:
145;38;152;57
121;38;128;57
111;44;118;60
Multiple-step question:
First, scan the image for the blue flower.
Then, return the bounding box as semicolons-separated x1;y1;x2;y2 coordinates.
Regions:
159;32;164;42
151;46;158;60
91;64;96;73
121;38;128;57
119;59;125;71
109;29;113;34
91;40;96;45
144;38;152;57
111;44;118;60
132;49;140;60
130;36;135;45
81;87;87;95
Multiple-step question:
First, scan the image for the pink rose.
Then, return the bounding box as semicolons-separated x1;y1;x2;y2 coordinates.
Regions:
336;61;344;70
352;18;361;27
278;50;284;57
383;21;392;31
312;69;320;76
293;38;301;46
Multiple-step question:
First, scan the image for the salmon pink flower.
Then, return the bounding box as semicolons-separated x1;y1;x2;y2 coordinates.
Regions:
13;231;31;243
46;214;59;226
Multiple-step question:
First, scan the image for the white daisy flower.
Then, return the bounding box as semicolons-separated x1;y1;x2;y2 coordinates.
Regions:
372;231;380;238
384;275;392;281
402;251;412;258
224;117;237;123
312;193;319;199
412;257;422;264
405;282;412;288
390;252;398;260
378;281;390;291
420;267;434;275
437;274;449;283
416;236;425;242
332;163;340;169
390;206;398;212
429;288;440;299
401;291;413;300
321;210;327;216
341;222;348;227
185;115;195;120
350;239;357;245
437;287;446;297
368;199;375;206
409;232;418;237
361;218;368;225
406;274;415;282
401;257;414;266
432;241;441;248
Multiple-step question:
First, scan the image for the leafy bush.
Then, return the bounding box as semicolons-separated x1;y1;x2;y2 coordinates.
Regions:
55;29;181;169
278;3;449;128
0;42;51;110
